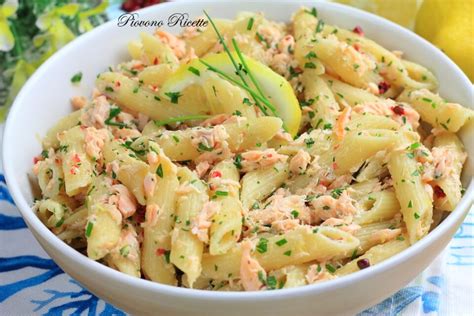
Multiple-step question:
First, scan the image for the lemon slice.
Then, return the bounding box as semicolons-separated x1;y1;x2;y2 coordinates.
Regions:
160;52;301;136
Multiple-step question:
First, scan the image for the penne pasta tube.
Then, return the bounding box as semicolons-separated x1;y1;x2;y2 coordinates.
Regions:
335;236;410;276
141;143;179;285
201;226;360;280
170;167;207;287
388;139;433;244
398;89;474;132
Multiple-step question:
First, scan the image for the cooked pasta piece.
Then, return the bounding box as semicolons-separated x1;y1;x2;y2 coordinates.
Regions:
398;89;474;132
430;132;467;211
208;160;243;255
141;142;179;285
170;167;207;287
388;139;433;244
336;236;410;276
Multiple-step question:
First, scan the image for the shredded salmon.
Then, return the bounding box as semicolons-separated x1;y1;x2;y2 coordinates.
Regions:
240;240;266;291
334;107;352;141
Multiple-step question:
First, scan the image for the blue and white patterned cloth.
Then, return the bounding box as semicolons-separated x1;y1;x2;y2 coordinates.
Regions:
1;124;473;315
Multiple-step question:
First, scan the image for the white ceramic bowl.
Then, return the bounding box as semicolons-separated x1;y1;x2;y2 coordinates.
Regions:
3;1;473;315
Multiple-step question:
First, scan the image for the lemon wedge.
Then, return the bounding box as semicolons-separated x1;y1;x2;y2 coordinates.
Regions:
160;52;301;136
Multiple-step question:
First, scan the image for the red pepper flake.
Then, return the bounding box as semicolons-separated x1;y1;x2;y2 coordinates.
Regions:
80;125;86;130
378;81;391;94
319;179;331;187
156;248;166;256
33;156;40;164
267;154;273;158
332;162;338;170
72;154;81;163
353;43;361;52
153;57;159;65
210;171;222;178
433;185;446;198
391;105;405;116
136;207;146;223
357;258;370;269
132;63;144;70
115;81;121;87
55;158;62;165
352;26;365;36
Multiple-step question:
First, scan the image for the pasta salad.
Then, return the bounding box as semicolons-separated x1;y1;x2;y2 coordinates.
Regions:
32;8;473;291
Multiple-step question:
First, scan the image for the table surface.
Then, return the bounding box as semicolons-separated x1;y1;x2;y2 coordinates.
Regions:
1;2;473;315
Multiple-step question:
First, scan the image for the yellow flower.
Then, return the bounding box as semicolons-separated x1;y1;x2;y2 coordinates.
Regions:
35;3;80;49
0;0;18;51
78;0;109;33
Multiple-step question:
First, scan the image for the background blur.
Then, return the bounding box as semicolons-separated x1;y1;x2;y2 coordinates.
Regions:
0;0;472;121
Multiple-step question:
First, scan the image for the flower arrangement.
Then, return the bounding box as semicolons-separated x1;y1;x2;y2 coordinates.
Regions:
0;0;109;121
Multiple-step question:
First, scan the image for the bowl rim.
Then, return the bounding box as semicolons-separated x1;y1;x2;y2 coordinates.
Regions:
3;0;474;301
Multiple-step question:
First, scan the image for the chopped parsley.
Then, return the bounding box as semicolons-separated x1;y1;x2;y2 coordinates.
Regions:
305;51;317;59
283;250;292;256
256;238;269;253
304;137;315;148
414;212;420;219
242;98;252;106
304;62;316;69
315;20;325;33
351;249;358;260
409;142;421;150
291;210;299;218
234;154;243;170
323;123;333;130
105;86;114;92
105;107;127;128
299;98;315;107
156;164;164;178
188;66;201;76
325;263;336;273
120;245;130;257
408;200;413;208
266;276;278;290
306;7;318;17
276;238;287;246
55;217;65;228
215;190;228;196
164;250;171;264
331;188;344;199
70;72;83;84
198;142;213;152
256;32;269;48
85;221;94;237
164;91;182;104
247;17;255;30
